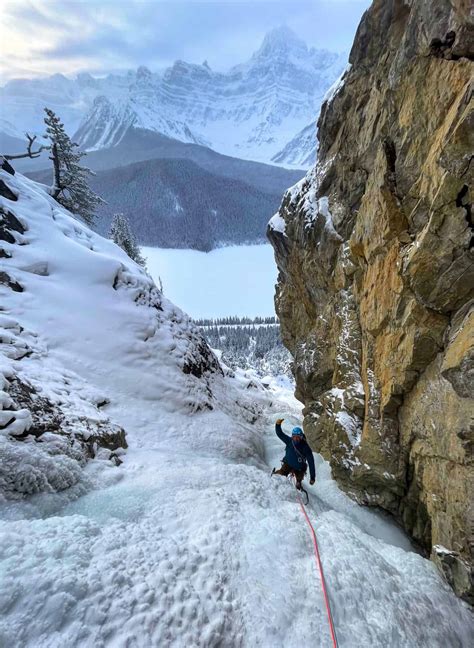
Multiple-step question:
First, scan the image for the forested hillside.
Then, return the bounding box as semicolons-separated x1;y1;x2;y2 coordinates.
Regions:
30;157;284;250
196;317;292;376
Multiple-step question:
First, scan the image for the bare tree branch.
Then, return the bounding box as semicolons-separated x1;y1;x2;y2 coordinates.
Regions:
2;133;50;160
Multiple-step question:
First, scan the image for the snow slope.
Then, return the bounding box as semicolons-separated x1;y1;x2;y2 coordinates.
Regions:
0;27;345;166
0;168;473;647
142;244;278;318
0;163;221;499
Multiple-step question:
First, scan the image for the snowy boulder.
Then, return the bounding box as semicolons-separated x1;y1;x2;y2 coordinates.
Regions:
0;157;15;175
0;325;127;500
182;336;222;380
0;180;18;201
0;207;25;246
0;431;86;498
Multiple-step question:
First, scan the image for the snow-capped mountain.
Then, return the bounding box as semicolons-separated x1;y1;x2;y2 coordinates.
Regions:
74;88;208;151
271;121;318;167
0;27;346;165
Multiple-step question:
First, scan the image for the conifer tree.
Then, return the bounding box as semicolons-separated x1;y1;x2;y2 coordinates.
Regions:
44;107;103;225
109;213;146;267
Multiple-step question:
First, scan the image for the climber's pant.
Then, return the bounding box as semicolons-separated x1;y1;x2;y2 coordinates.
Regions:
273;461;306;483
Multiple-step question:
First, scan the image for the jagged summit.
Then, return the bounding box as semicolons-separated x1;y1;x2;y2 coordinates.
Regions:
253;25;308;57
136;65;152;79
76;71;94;84
254;25;308;57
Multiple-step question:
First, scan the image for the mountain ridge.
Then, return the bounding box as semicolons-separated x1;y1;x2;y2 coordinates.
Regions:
0;26;346;166
17;128;303;192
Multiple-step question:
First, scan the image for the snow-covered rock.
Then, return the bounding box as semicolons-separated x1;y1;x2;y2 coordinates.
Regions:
0;162;221;500
0;27;346;166
268;0;474;603
268;212;287;235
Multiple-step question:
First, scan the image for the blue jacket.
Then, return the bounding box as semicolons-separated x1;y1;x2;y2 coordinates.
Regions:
276;423;315;480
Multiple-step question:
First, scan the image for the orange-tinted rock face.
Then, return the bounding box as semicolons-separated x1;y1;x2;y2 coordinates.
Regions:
268;0;473;602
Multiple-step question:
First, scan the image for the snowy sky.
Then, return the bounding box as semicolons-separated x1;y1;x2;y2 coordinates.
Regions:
0;0;370;83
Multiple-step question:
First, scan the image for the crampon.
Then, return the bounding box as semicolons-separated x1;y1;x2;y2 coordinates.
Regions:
296;482;309;504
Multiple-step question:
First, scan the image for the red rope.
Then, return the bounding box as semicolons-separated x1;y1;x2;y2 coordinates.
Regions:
295;485;339;648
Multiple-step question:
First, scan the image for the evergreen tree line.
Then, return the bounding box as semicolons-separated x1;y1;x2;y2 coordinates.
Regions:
194;315;278;326
198;322;292;376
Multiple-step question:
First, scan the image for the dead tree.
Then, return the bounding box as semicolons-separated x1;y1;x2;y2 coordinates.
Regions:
2;133;50;160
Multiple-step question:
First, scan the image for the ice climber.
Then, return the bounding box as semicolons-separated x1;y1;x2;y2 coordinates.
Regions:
272;418;316;490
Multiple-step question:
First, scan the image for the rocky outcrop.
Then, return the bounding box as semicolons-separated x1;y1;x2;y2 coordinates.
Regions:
268;0;473;602
0;319;128;500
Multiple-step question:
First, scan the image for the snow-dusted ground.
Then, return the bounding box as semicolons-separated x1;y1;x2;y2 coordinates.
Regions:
1;170;473;647
143;245;278;319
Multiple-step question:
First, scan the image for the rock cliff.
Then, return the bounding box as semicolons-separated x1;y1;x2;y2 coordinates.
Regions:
268;0;473;602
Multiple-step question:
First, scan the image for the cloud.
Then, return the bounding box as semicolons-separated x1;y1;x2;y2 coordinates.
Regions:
0;1;370;83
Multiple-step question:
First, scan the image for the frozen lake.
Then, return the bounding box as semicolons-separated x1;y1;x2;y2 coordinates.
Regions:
142;244;278;319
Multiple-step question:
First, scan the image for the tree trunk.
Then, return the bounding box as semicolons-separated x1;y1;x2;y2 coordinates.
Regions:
50;143;61;199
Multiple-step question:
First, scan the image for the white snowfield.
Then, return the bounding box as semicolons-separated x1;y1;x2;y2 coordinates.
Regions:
0;171;473;647
142;245;278;319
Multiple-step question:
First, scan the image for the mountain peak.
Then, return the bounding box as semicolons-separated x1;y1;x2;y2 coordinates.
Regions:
136;65;152;79
76;72;94;84
256;26;307;57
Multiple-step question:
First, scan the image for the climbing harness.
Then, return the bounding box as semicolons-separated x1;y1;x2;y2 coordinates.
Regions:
293;477;339;648
292;438;308;467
